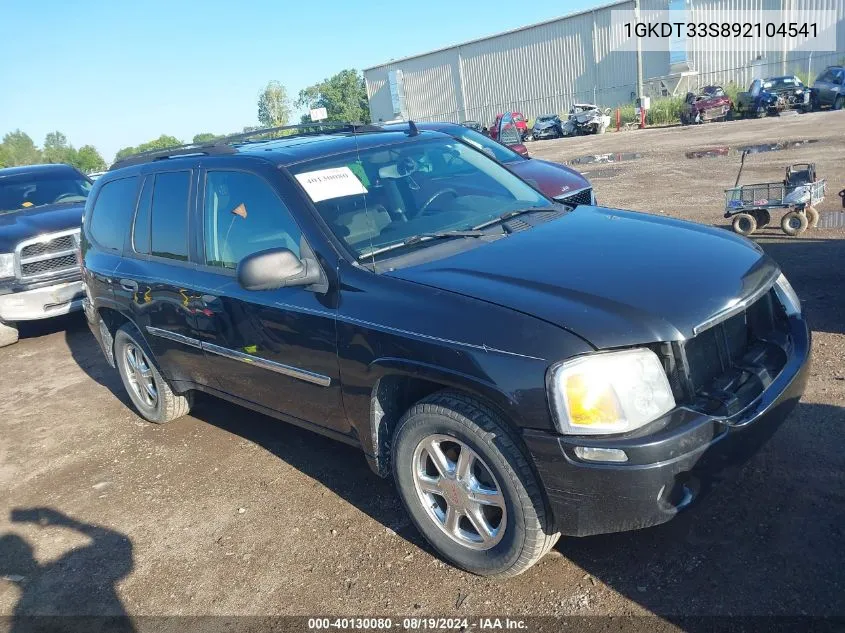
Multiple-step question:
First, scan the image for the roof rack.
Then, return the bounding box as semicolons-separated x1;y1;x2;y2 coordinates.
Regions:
109;121;385;171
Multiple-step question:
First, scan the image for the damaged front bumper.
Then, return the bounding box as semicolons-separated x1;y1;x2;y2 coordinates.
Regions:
524;314;811;537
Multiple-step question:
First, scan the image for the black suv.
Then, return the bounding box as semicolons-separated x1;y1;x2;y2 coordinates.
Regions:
81;124;810;577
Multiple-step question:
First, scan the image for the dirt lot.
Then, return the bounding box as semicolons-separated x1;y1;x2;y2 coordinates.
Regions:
1;112;844;625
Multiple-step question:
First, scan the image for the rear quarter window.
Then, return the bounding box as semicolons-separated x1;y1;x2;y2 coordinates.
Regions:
89;176;139;252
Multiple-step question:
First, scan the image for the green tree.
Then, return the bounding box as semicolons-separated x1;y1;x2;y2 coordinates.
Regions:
113;134;182;163
75;145;107;173
43;130;78;165
192;132;218;144
0;130;42;166
257;81;291;128
296;69;370;124
114;146;137;163
136;135;182;153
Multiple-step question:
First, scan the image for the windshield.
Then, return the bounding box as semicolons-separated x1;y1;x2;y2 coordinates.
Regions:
763;77;800;90
536;115;557;122
0;170;91;214
290;137;551;259
450;127;522;164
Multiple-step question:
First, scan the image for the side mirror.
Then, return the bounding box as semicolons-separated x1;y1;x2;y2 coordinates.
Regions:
511;144;530;158
237;247;323;291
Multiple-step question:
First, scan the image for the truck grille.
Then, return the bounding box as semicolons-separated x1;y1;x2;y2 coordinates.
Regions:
556;187;593;207
15;230;81;282
660;289;788;414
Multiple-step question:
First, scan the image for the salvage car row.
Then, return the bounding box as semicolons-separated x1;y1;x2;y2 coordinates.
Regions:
480;67;845;141
0;121;810;579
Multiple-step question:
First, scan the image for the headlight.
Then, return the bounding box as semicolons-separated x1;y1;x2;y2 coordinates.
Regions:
0;253;14;280
548;348;675;435
774;272;801;315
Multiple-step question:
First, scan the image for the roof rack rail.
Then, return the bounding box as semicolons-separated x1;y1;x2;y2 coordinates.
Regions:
109;144;236;170
220;121;383;144
109;121;386;171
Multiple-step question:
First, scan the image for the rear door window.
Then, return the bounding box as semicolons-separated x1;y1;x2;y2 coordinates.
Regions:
202;170;301;270
150;171;191;261
89;176;139;252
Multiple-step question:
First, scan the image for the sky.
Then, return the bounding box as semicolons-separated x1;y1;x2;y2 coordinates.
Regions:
0;0;598;163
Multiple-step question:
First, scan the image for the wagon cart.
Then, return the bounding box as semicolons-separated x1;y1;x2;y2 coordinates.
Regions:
723;152;826;236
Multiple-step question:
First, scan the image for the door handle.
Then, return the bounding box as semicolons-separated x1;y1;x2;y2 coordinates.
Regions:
120;279;138;292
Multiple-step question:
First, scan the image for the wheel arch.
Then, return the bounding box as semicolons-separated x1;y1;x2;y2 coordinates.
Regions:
363;359;531;478
92;304;145;368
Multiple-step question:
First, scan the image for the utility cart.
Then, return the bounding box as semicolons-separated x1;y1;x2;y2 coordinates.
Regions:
724;154;826;236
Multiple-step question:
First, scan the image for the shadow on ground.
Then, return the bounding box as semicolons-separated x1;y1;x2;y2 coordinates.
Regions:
557;401;845;620
0;508;135;632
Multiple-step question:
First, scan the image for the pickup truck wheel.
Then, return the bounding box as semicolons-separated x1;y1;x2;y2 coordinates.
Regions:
391;391;559;577
114;324;192;424
0;320;19;348
732;213;757;236
781;210;808;236
806;206;820;228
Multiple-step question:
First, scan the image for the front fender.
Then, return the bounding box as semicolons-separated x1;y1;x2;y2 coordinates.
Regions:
357;353;554;477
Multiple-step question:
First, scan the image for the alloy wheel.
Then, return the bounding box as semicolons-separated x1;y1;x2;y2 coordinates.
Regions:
123;343;158;408
411;434;507;550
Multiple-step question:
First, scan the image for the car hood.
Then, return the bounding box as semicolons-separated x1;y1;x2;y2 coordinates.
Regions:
0;203;84;252
387;206;779;349
507;159;590;199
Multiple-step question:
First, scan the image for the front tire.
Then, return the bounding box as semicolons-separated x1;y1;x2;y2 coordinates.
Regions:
834;96;844;111
806;206;820;229
114;324;192;423
732;213;757;236
392;391;559;577
0;320;19;348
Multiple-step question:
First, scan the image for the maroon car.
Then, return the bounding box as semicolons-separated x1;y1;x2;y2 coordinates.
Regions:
489;111;528;141
385;122;594;206
681;86;733;124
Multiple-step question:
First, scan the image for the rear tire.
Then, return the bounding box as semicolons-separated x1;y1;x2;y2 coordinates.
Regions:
806;206;820;229
0;320;19;348
781;210;808;236
391;390;559;577
114;324;192;423
732;213;757;236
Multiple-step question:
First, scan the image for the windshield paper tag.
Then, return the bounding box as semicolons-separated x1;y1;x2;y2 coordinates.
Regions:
295;167;368;202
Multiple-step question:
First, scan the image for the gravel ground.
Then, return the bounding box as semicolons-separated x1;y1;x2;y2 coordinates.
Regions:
1;111;843;626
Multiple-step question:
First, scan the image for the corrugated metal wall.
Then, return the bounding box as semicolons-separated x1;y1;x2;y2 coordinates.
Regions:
365;0;844;125
687;0;845;89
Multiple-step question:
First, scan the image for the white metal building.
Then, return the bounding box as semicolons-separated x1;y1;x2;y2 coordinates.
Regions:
364;0;845;125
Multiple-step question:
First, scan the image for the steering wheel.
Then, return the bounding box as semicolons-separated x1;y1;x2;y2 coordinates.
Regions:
54;193;81;203
417;189;458;216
